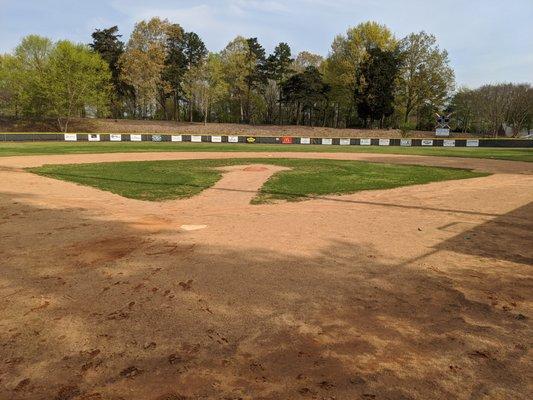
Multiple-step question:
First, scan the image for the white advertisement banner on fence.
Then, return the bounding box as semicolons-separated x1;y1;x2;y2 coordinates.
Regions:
211;136;222;143
339;138;350;145
191;135;202;142
300;137;311;144
64;134;77;141
152;135;162;142
88;134;100;142
421;139;433;146
110;134;122;142
466;139;479;147
360;138;371;145
170;135;182;142
228;135;239;143
379;139;390;146
443;140;456;147
130;134;142;142
400;139;412;146
322;138;332;145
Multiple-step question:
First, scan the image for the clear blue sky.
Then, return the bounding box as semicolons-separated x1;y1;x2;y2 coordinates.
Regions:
1;0;532;87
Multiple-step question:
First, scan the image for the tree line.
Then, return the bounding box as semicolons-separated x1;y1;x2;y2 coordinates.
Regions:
0;18;531;134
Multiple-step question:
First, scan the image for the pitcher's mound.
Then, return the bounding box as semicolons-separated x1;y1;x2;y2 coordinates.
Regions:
242;166;269;172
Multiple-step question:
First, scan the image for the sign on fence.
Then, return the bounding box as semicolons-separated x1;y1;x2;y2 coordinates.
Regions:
443;139;455;147
281;136;293;144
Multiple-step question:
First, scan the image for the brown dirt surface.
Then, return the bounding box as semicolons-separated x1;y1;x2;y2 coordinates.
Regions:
0;117;478;138
0;152;532;400
1;151;532;174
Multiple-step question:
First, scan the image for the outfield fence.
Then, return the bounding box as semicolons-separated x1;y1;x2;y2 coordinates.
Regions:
1;133;532;148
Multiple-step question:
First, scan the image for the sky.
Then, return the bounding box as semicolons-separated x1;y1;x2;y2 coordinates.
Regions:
0;0;532;87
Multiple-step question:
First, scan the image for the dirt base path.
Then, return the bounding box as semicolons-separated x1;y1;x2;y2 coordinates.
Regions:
193;165;290;208
1;153;532;400
1;150;532;174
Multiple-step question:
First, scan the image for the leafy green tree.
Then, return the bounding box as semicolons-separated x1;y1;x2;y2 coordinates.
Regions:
0;36;113;130
8;35;53;117
2;19;467;131
396;31;455;126
183;53;228;124
293;51;323;73
14;34;53;72
119;17;170;118
323;21;397;127
266;42;294;123
0;54;15;114
45;41;111;132
220;36;248;122
450;87;476;133
450;83;532;136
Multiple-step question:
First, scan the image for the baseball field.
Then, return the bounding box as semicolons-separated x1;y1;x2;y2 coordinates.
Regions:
1;142;532;400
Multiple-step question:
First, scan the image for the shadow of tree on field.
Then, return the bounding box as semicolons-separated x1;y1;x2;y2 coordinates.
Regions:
435;201;533;266
0;195;531;400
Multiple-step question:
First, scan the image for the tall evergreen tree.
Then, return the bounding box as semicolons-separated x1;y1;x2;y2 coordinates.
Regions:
282;66;330;125
90;26;128;117
163;24;185;121
243;38;267;123
182;32;208;122
356;47;400;127
266;42;294;124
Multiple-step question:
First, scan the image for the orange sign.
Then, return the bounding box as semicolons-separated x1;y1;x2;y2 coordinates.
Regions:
281;136;293;144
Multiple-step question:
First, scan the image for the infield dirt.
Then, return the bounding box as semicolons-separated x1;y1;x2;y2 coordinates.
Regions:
0;152;532;399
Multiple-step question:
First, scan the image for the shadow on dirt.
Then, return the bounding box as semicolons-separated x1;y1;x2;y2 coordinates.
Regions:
436;201;533;265
0;196;531;400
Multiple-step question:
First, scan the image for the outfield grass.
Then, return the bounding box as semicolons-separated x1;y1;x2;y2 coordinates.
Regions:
29;158;488;203
0;141;531;162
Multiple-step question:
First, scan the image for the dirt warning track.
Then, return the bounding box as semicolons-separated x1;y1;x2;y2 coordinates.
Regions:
0;152;532;400
1;150;533;174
